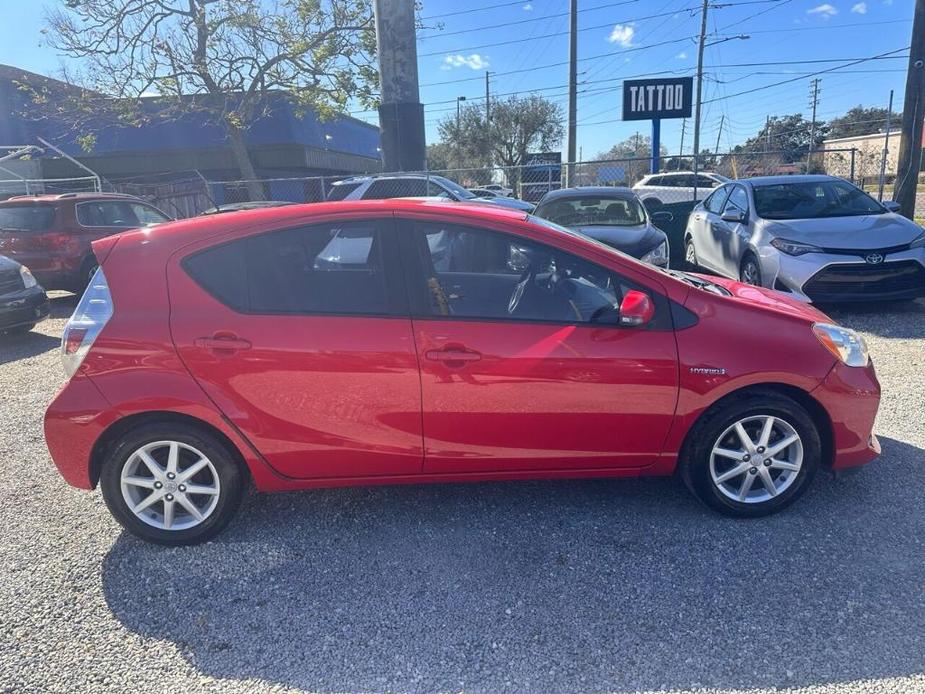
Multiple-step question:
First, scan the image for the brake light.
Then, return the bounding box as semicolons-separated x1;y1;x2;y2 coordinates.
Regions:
31;232;79;252
61;267;113;377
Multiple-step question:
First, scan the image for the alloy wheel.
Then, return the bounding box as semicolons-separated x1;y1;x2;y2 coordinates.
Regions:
741;260;760;285
709;415;803;504
685;240;697;267
120;440;221;531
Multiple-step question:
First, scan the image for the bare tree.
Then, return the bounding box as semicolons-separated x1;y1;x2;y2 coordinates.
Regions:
36;0;377;197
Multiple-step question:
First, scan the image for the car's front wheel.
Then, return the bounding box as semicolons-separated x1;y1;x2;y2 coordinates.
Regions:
680;392;820;517
684;236;698;270
100;422;245;545
740;254;762;286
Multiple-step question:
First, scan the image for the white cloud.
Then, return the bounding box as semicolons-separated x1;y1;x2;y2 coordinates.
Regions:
807;3;838;18
441;53;490;71
851;1;867;11
676;51;688;59
607;24;634;47
523;3;533;10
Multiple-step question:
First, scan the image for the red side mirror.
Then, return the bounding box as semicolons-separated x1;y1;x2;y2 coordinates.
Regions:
619;290;655;327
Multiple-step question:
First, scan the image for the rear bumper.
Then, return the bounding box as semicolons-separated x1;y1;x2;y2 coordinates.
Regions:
44;375;119;489
812;361;882;470
0;286;50;330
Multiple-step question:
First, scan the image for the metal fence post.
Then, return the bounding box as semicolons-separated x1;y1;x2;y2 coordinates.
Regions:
850;148;857;184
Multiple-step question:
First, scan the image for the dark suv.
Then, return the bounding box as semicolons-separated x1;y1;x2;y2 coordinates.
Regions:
0;192;171;291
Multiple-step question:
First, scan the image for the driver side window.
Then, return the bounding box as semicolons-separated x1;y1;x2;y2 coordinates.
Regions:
410;222;629;324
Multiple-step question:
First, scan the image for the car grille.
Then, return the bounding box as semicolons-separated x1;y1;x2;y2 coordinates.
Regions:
0;268;24;295
804;260;925;301
819;243;911;256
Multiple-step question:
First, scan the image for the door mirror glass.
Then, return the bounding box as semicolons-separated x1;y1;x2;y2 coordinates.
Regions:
618;290;654;327
721;207;747;223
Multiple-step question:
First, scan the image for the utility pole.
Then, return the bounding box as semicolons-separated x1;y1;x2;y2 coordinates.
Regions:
806;78;821;172
714;113;725;164
485;71;491;124
566;0;578;185
678;118;686;171
878;90;895;201
894;0;925;218
765;114;771;150
456;96;467;170
374;0;425;171
692;0;709;201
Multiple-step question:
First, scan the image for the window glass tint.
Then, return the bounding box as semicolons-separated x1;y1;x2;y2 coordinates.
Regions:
326;182;360;201
696;175;718;188
536;195;646;227
753;180;884;220
674;175;695;188
704;187;730;214
77;201;140;227
0;205;55;231
724;186;749;214
184;222;387;315
363;178;427;199
646;176;662;186
130;203;170;225
414;222;628;324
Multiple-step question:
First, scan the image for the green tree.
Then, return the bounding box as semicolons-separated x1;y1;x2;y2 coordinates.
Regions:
734;114;826;163
38;0;377;196
827;105;901;140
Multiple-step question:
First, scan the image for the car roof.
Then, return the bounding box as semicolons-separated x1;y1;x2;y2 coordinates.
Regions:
332;173;446;185
116;198;530;249
539;186;636;202
738;174;839;186
1;192;141;204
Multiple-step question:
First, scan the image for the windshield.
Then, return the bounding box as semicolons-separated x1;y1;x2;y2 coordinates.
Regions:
0;205;55;231
753;179;885;220
536;195;646;227
432;175;476;200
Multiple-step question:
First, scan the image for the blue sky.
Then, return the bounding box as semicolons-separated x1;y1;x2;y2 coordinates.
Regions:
0;0;913;160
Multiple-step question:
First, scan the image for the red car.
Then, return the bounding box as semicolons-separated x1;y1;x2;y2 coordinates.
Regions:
0;192;171;291
44;200;881;545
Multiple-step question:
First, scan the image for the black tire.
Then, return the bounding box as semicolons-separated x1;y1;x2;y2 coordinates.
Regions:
2;323;36;335
684;236;698;271
679;391;820;518
99;422;245;545
740;253;762;286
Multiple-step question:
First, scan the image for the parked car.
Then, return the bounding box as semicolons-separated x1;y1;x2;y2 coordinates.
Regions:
0;192;172;291
200;200;296;215
683;175;925;303
534;187;672;268
328;174;535;212
480;183;513;197
0;254;49;334
633;171;730;207
44;199;881;545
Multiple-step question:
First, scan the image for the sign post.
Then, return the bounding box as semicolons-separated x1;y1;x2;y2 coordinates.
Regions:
623;77;693;177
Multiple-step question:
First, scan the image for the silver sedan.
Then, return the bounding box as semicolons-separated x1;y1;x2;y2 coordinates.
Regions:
683;175;925;303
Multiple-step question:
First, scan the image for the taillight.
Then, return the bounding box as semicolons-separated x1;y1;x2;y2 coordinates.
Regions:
33;232;79;252
61;267;113;377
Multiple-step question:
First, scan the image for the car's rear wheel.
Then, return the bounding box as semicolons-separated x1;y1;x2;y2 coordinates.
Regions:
680;392;820;517
684;236;698;270
740;254;762;286
99;422;245;545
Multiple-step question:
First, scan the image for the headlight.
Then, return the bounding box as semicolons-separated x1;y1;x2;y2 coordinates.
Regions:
813;323;869;367
770;238;823;256
19;265;37;289
910;231;925;249
641;239;669;266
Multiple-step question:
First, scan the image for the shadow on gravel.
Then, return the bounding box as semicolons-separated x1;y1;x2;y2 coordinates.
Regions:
821;298;925;339
0;331;60;366
101;436;925;693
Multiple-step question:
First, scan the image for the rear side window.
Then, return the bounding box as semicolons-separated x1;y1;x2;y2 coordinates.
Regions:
0;205;55;231
77;201;141;227
326;182;361;201
183;221;390;315
363;179;427;199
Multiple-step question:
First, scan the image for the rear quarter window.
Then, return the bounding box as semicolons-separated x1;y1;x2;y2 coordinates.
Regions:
0;205;56;231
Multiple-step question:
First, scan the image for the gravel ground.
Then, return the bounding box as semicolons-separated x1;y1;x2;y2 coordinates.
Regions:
1;293;924;694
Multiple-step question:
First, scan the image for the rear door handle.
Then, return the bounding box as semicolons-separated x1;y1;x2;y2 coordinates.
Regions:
194;335;252;352
425;347;482;365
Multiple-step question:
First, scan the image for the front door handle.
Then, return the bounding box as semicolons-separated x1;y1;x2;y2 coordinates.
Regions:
194;334;252;352
425;346;482;366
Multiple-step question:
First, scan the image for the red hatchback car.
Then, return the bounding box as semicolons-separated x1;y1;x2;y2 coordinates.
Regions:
0;192;171;291
44;200;881;545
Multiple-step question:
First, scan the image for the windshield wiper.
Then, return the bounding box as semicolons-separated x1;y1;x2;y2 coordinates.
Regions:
663;268;731;296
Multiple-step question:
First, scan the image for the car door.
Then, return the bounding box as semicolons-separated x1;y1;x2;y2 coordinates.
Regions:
692;185;731;273
398;215;679;474
168;216;424;479
717;185;752;277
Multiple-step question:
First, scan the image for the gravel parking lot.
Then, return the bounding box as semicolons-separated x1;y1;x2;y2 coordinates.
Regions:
1;292;924;694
